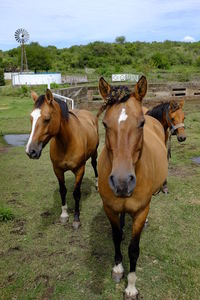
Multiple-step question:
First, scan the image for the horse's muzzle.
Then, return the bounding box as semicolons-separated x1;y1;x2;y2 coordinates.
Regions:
109;173;136;197
26;143;42;159
177;134;186;142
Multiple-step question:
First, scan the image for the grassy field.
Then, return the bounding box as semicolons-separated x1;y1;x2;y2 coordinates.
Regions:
0;93;200;300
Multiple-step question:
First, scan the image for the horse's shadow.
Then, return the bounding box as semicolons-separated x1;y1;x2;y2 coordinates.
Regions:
39;175;93;228
86;210;133;296
87;207;113;295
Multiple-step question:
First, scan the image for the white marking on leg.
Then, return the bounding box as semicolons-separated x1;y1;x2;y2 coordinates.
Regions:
26;108;41;153
125;272;138;297
60;205;69;219
112;262;124;274
118;108;128;124
95;177;98;189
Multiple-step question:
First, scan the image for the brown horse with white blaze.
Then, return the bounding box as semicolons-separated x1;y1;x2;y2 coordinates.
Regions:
97;76;168;299
26;89;99;228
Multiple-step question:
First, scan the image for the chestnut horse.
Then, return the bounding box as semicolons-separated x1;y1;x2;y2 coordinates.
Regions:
97;76;168;299
26;89;99;229
146;100;186;193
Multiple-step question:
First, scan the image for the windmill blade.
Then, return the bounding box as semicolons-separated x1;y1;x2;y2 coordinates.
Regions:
15;28;29;44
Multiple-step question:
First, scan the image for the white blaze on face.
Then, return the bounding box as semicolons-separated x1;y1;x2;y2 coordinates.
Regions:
26;108;41;153
118;108;128;124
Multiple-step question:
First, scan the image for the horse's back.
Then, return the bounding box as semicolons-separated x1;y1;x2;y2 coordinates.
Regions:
71;109;98;129
71;109;99;155
141;115;168;194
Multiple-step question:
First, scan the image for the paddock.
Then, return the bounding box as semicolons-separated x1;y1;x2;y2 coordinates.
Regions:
0;94;200;299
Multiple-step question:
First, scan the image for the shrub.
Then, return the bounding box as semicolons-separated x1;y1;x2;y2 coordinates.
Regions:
0;68;5;86
0;206;14;222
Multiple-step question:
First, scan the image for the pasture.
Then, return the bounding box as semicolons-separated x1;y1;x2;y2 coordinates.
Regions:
0;94;200;300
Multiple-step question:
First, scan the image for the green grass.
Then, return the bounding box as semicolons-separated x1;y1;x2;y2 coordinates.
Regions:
0;206;14;222
0;96;200;299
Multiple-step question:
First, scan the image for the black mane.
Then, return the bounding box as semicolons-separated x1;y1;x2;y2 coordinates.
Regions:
97;85;131;117
146;102;170;122
106;85;131;104
35;94;69;120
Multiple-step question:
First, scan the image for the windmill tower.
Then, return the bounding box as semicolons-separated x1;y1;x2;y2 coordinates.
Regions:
14;28;29;72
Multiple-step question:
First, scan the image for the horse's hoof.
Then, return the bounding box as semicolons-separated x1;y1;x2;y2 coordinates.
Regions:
162;187;168;194
123;291;139;300
60;215;69;224
72;221;81;230
112;270;124;283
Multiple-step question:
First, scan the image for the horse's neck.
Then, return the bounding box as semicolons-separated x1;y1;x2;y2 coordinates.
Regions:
162;111;170;132
56;114;79;148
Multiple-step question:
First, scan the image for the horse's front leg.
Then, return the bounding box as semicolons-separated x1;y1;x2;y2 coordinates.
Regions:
72;165;85;229
124;204;149;300
54;167;69;224
104;205;124;283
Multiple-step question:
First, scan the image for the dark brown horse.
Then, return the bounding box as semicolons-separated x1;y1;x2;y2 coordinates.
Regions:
146;100;186;193
146;100;186;144
97;76;168;299
26;89;99;228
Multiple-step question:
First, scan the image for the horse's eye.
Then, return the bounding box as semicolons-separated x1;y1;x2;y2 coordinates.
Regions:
102;121;108;129
171;118;174;122
44;116;50;123
139;119;145;128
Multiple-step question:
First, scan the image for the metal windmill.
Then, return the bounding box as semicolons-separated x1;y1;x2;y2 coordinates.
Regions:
15;28;29;72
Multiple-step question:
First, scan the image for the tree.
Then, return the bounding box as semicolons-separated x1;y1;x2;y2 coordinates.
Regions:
25;42;52;72
0;68;5;86
115;36;126;44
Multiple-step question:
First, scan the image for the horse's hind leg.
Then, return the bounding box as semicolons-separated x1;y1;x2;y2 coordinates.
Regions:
91;149;98;189
162;179;168;194
124;205;149;300
54;167;69;224
72;165;85;229
104;205;124;283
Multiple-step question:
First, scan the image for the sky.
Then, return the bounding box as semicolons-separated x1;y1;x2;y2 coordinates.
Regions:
0;0;200;51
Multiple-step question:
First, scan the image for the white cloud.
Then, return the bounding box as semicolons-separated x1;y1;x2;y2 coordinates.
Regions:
183;36;196;42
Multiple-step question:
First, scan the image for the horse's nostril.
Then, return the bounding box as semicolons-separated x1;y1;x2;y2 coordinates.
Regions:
109;175;115;187
30;149;37;158
129;175;134;182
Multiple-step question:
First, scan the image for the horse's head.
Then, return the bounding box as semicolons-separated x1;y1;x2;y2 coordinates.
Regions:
168;100;186;142
26;89;62;159
99;76;147;197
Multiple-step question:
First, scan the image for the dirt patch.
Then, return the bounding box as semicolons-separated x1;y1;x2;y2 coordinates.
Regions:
168;164;197;178
188;199;200;205
10;219;26;235
0;147;10;154
42;286;54;299
34;274;49;287
8;245;21;253
40;211;52;218
7;272;15;283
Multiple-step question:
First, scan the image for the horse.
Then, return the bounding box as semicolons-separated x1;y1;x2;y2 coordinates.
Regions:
97;76;168;300
146;100;186;193
26;89;99;229
146;100;186;145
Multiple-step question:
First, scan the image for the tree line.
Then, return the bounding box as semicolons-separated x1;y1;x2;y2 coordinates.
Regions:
0;39;200;79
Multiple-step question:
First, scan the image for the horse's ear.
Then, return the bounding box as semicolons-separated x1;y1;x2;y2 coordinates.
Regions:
169;100;179;112
31;91;38;102
179;100;184;108
99;77;111;101
134;76;147;102
45;89;54;103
